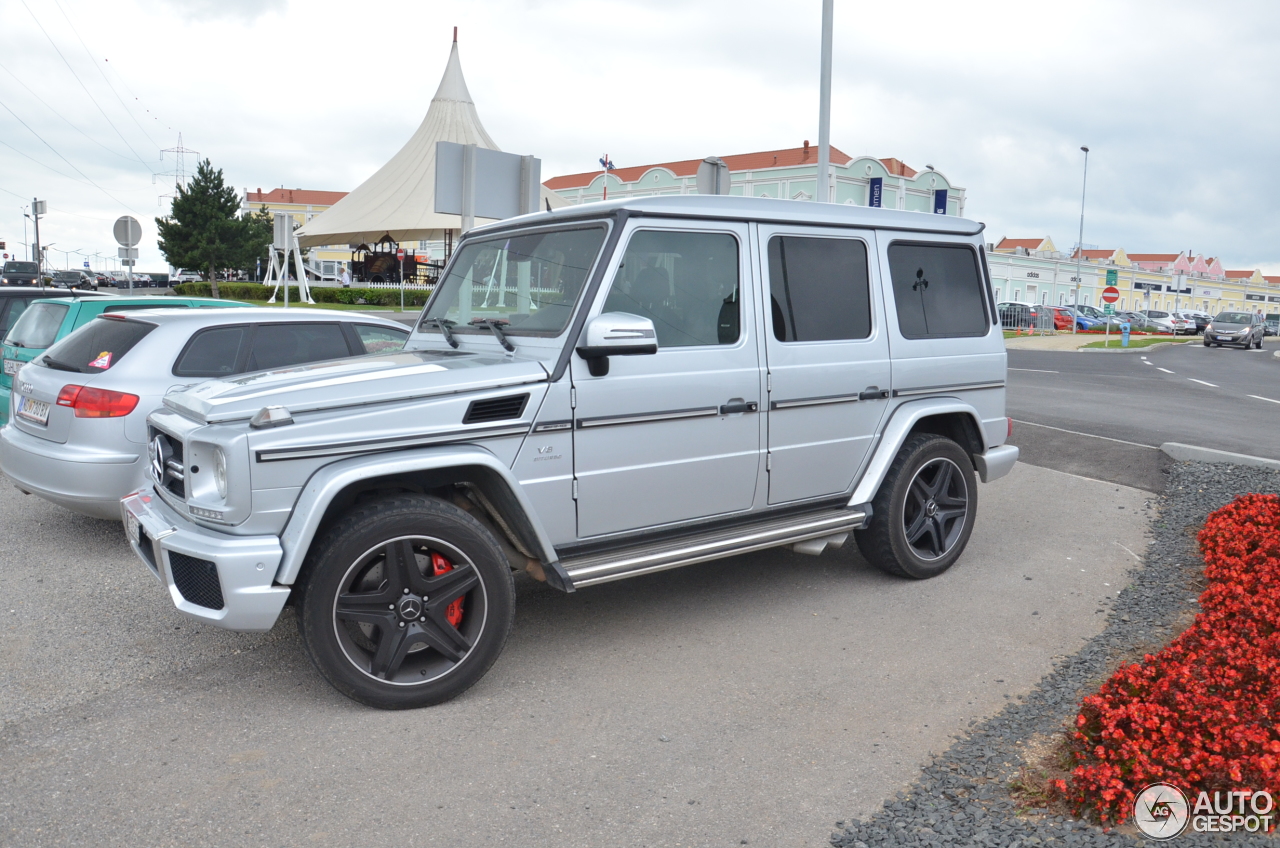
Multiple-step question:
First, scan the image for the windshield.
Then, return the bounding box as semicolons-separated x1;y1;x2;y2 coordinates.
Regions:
1214;312;1251;324
421;225;606;337
4;262;38;275
4;302;68;348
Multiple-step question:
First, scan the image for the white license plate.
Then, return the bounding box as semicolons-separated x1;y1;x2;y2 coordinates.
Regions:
2;359;20;377
125;511;140;545
15;395;50;425
1217;335;1233;341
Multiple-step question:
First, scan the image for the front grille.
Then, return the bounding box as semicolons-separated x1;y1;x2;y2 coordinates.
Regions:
463;393;529;424
169;552;224;610
149;427;186;499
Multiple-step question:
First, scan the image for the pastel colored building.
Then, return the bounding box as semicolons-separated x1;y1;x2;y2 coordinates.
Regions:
986;237;1280;314
544;144;966;216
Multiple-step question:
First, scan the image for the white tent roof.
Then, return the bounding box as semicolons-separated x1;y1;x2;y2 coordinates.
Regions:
296;39;564;249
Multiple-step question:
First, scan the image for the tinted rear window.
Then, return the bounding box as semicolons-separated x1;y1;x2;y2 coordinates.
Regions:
173;326;249;377
41;317;154;373
5;302;69;348
767;236;872;342
888;243;989;339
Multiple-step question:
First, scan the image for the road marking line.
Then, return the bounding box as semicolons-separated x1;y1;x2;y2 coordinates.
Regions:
1157;367;1175;373
1248;394;1280;404
1143;361;1153;365
1011;419;1159;449
1187;378;1218;387
1008;368;1059;373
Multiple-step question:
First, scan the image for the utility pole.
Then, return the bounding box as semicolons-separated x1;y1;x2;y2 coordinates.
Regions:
1072;148;1089;333
31;198;45;275
815;0;834;203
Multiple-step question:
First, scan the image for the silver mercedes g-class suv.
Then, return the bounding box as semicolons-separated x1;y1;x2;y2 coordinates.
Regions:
123;196;1018;709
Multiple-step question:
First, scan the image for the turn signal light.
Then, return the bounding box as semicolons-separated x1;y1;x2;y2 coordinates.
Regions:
55;385;139;418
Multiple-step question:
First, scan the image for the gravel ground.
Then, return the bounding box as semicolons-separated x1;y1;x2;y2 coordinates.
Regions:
829;461;1280;847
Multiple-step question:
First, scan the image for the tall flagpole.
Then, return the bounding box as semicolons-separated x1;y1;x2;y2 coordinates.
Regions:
816;0;833;203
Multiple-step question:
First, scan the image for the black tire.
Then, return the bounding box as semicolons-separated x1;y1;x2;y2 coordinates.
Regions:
296;494;515;709
1203;340;1210;347
855;434;977;580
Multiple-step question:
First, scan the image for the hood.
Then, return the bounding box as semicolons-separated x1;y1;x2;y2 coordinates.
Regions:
164;348;549;424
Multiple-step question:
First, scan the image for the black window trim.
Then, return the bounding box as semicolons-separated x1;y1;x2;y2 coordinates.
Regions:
763;229;877;345
600;222;746;351
886;237;994;339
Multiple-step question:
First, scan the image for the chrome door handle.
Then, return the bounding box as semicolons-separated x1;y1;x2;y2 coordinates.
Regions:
719;401;758;415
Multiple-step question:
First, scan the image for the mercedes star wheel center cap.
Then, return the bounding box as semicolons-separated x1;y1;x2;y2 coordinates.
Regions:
397;596;423;621
925;500;938;517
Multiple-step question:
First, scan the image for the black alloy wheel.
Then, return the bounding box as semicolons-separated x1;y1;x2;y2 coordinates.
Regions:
297;494;515;709
855;434;977;580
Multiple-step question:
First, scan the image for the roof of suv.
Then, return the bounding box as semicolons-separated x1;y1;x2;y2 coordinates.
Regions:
476;194;985;238
99;306;408;329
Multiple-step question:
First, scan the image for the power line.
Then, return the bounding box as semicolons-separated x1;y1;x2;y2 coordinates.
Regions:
18;0;157;176
0;112;143;215
0;60;141;167
49;0;166;150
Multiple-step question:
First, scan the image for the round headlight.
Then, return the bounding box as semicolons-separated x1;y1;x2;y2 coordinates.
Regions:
213;448;228;499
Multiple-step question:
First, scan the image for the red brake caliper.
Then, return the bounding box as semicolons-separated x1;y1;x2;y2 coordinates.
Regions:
430;552;465;627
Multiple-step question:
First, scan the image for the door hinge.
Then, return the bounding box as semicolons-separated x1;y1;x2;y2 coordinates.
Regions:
570;387;577;408
766;453;772;472
572;478;578;499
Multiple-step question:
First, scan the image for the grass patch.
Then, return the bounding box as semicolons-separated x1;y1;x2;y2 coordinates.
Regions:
1080;336;1185;349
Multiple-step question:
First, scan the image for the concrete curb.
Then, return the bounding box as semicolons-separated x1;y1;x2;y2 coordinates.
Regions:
1076;340;1192;354
1160;442;1280;471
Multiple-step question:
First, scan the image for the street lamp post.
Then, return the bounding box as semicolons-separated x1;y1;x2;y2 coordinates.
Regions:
1072;146;1090;334
815;0;834;203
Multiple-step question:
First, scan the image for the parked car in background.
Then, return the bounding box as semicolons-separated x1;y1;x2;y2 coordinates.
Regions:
171;270;203;283
1203;311;1266;349
1116;311;1161;332
0;308;411;519
0;295;250;426
1060;306;1101;331
1066;303;1123;328
1171;310;1207;334
1;261;42;287
996;301;1046;330
1263;313;1278;336
0;286;110;342
52;270;98;291
1044;305;1075;331
1138;309;1191;334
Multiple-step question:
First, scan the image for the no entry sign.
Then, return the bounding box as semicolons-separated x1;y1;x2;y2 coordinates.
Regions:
1101;286;1120;303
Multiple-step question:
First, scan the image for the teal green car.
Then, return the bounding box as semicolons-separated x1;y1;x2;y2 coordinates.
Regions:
0;297;249;426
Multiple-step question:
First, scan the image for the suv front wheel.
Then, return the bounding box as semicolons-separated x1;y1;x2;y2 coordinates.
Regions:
855;434;977;580
296;494;515;709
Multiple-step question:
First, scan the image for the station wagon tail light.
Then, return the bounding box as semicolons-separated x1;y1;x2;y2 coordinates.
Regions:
55;385;139;417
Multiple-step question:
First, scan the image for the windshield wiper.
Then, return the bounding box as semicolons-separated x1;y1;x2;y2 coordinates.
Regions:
41;356;82;373
469;318;515;352
419;317;459;349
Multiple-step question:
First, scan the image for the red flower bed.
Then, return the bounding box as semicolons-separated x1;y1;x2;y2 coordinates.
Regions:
1055;493;1280;825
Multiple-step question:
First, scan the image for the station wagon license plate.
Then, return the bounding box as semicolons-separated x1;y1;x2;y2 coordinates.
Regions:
15;395;49;425
2;359;20;376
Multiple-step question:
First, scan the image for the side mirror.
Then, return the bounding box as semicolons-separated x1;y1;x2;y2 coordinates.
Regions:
576;312;658;377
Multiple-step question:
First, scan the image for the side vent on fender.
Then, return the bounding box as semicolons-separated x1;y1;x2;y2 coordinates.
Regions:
463;393;530;425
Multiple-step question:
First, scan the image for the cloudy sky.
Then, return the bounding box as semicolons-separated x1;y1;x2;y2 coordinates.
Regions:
1;0;1277;273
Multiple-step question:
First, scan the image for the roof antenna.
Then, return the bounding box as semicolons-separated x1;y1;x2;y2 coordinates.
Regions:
453;26;458;43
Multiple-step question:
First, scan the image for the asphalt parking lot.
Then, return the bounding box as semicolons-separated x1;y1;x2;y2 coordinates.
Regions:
0;453;1148;846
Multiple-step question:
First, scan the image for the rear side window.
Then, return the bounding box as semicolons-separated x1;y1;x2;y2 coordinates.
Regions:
41;317;154;373
888;243;989;339
246;323;353;370
173;326;249;377
767;236;871;342
5;302;69;348
1;297;36;335
354;324;409;354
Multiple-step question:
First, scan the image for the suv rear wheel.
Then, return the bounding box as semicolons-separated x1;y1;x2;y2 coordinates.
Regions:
296;494;515;709
855;434;977;580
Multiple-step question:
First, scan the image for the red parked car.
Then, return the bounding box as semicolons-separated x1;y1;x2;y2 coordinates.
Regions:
1045;305;1075;331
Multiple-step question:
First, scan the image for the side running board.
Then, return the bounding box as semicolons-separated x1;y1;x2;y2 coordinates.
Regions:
556;507;869;589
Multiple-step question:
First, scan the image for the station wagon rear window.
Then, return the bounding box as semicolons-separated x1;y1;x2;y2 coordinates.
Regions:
40;316;154;373
888;243;989;339
4;302;69;349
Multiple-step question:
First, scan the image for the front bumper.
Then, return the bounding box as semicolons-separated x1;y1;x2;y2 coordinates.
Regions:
121;488;289;632
1;422;143;520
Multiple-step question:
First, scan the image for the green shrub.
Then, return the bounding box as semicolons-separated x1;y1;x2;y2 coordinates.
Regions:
170;283;433;307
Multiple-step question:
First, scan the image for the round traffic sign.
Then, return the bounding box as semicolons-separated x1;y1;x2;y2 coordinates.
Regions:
396;248;405;260
1101;285;1120;303
113;216;141;247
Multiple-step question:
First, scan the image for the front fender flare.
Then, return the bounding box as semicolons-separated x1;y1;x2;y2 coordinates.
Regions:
848;398;996;508
273;445;558;586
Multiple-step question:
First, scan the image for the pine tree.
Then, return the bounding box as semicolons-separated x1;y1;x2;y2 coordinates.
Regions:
156;159;265;297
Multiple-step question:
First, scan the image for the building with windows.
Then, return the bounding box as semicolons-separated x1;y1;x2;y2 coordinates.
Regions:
242;188;350;278
987;237;1280;315
544;145;966;215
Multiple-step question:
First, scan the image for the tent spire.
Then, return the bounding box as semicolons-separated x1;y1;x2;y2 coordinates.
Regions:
453;26;457;43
